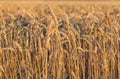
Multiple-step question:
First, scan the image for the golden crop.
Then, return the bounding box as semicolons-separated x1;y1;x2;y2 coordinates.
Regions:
0;1;120;79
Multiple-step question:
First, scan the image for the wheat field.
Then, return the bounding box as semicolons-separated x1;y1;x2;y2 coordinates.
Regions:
0;1;120;79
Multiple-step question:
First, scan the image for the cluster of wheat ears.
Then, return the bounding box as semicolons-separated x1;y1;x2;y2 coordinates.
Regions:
0;2;120;79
